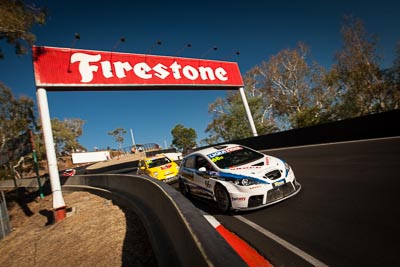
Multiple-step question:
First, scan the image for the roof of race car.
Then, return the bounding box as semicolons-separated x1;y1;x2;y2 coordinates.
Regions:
144;153;169;160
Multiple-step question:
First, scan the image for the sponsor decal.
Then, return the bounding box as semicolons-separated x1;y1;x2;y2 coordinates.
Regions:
161;164;172;170
273;179;285;187
229;166;262;170
249;185;262;189
232;197;246;201
207;146;243;159
217;171;269;184
32;46;243;89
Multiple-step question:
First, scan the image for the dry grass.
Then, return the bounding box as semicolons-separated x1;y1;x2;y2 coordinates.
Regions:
0;190;157;267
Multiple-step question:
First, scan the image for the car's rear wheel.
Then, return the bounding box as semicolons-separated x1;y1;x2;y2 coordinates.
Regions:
179;178;190;197
215;183;231;213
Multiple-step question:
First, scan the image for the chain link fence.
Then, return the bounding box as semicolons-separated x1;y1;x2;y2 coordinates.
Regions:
0;191;11;240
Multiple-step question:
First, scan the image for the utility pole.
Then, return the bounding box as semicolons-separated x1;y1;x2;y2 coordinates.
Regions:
29;130;44;199
130;129;136;149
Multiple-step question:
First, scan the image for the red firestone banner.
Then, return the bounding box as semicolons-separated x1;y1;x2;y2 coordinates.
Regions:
32;46;244;90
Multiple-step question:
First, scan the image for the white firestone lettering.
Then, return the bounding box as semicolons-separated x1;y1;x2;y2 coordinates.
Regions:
114;61;133;78
133;62;152;79
153;63;170;79
100;61;113;78
170;61;182;79
199;66;216;80
215;67;228;81
182;65;199;80
71;52;231;83
70;53;101;82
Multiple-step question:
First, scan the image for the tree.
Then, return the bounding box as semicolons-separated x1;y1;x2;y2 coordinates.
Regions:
253;42;338;129
328;15;397;119
202;89;278;145
0;83;37;179
108;128;126;151
380;42;400;110
171;124;197;152
51;118;86;156
0;82;36;141
0;0;47;59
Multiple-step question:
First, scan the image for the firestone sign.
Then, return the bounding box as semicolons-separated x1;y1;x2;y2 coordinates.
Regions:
32;46;244;90
32;46;254;222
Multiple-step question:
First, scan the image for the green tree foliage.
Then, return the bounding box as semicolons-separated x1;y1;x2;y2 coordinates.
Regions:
0;82;36;141
204;15;400;145
253;42;338;129
204;42;337;144
0;0;47;59
328;15;399;118
380;42;400;110
202;89;278;145
1;83;36;178
171;124;197;152
51;118;86;156
108;128;126;150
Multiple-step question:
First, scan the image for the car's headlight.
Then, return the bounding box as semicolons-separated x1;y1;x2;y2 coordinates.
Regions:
231;177;260;186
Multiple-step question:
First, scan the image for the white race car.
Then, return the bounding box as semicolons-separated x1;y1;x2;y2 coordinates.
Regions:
178;144;301;212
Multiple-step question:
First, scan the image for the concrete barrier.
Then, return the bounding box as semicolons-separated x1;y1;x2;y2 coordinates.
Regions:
61;174;247;267
220;109;400;151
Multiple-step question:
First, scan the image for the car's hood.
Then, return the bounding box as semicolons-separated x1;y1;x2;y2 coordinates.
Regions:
219;156;286;181
151;164;178;176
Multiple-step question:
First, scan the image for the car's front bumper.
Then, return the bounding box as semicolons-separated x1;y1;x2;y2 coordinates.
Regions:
162;175;179;184
229;180;302;211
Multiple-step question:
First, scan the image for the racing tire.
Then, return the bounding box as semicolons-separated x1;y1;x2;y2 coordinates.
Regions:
179;178;190;197
214;183;231;213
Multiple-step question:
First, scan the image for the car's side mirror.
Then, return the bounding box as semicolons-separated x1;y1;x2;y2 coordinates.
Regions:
198;167;207;172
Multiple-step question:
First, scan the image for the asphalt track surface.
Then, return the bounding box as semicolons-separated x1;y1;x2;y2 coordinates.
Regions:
178;137;400;266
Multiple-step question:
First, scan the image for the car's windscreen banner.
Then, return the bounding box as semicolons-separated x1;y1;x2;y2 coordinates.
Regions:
32;46;244;90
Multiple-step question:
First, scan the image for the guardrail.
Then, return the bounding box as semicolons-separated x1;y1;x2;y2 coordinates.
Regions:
61;174;247;267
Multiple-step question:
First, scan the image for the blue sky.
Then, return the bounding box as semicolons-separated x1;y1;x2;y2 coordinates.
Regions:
1;0;399;151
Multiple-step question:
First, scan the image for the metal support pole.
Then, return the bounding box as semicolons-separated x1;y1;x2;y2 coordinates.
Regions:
36;88;66;221
239;87;258;137
130;128;136;149
29;130;44;199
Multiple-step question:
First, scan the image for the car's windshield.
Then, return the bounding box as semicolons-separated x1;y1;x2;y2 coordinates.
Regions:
147;157;171;168
207;146;264;169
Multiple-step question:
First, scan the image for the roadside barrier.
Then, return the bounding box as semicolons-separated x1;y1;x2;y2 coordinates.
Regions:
61;174;247;267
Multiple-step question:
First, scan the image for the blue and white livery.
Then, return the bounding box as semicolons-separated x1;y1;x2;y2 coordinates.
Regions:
178;144;301;212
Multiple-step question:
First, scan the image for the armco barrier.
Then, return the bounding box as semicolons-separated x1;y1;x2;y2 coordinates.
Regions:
61;174;247;267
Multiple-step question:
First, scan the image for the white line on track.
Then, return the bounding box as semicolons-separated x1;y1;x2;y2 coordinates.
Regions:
234;215;329;267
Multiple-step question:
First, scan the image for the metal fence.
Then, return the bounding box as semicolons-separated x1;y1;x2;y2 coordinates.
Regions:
0;191;11;240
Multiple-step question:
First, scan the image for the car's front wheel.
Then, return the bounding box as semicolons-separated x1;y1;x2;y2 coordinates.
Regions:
214;183;231;213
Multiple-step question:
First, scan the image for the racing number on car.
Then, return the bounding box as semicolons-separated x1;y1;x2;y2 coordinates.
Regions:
211;156;223;162
205;180;212;188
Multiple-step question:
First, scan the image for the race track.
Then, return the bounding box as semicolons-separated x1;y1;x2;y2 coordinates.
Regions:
181;137;400;266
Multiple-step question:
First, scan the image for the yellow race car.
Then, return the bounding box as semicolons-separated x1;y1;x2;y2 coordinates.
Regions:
137;154;179;183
